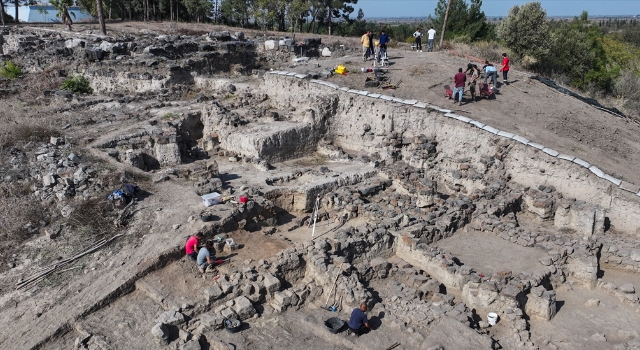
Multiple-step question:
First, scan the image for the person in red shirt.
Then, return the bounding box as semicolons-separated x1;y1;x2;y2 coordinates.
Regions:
500;53;510;85
185;232;204;261
453;68;467;106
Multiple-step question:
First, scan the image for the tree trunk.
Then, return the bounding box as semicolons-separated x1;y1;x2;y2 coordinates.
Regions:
96;0;107;35
1;0;6;27
170;0;174;21
14;0;18;24
327;5;332;35
439;0;452;51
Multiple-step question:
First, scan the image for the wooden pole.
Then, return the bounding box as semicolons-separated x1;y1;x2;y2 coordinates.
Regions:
439;0;452;51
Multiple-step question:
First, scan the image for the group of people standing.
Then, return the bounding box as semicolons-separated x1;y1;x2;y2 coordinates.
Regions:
451;53;510;106
412;26;437;52
360;26;438;63
360;30;389;62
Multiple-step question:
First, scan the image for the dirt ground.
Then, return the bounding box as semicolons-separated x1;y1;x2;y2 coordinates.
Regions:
529;285;640;349
434;228;548;277
3;21;640;350
279;43;640;187
43;20;640;186
599;265;640;288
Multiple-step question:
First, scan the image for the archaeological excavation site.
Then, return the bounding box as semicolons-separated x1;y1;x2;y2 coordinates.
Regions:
2;23;640;350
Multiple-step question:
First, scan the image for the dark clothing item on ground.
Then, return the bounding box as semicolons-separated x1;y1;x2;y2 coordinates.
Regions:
348;324;370;336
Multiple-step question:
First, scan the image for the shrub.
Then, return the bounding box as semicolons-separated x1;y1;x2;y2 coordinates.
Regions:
0;61;22;80
61;75;93;94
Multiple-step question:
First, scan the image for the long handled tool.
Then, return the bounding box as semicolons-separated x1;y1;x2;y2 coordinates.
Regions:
323;262;344;310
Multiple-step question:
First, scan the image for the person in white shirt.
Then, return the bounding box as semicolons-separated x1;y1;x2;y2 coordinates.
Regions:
412;28;423;52
427;26;436;52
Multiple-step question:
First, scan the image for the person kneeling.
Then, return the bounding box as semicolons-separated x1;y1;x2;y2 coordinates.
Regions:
347;303;372;336
196;241;218;273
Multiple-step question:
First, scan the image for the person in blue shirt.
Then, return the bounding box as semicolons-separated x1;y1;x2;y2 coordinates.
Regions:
377;30;390;64
483;60;498;86
196;241;216;273
379;30;389;49
347;303;371;336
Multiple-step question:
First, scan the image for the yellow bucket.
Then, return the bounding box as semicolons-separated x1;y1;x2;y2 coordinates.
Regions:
335;65;346;75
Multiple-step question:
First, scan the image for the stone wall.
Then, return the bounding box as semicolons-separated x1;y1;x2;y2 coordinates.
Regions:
261;73;640;234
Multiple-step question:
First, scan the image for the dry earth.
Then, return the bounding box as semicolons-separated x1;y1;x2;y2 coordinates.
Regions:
0;22;640;350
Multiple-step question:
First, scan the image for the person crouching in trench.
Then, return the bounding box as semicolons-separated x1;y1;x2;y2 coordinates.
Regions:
347;303;372;336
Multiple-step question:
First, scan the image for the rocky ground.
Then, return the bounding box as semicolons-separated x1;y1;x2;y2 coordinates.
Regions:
0;22;640;350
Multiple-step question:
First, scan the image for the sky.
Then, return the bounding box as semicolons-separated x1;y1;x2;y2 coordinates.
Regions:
356;0;640;18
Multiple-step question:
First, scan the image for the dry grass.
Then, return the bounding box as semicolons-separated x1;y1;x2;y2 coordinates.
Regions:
452;41;504;64
293;153;328;167
0;182;45;264
20;61;67;104
0;120;61;149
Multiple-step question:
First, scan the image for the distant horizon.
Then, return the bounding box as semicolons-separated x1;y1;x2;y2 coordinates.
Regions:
364;14;640;19
355;0;640;19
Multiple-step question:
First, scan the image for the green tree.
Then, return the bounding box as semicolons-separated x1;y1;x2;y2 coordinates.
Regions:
287;0;311;33
546;22;593;86
49;0;76;30
184;0;213;22
323;0;357;35
431;0;489;42
220;0;253;27
497;2;550;60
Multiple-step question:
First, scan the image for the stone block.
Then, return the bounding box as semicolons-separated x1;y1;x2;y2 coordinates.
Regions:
620;284;635;294
50;136;63;146
263;273;281;294
151;323;169;343
204;284;224;305
232;296;256;320
523;194;555;219
554;202;605;237
183;340;201;350
620;181;640;194
43;174;56;187
264;40;279;50
156;310;185;326
220;307;237;320
154;143;182;166
200;313;225;329
273;291;288;306
220;282;234;294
